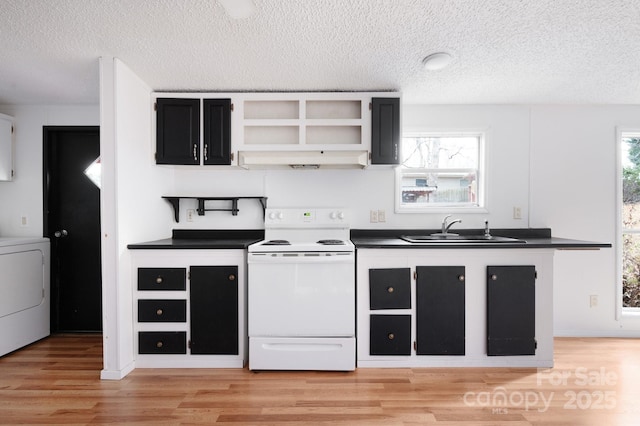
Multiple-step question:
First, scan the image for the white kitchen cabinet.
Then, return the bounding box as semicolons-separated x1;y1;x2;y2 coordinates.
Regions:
0;113;14;181
131;249;246;368
356;248;554;368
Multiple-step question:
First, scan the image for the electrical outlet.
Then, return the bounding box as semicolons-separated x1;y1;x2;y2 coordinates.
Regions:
370;210;378;223
378;210;386;222
186;209;195;222
513;206;522;219
590;294;598;308
20;216;28;227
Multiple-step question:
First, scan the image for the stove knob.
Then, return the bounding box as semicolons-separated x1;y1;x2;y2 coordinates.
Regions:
337;211;345;220
277;211;284;220
330;211;338;219
268;212;277;220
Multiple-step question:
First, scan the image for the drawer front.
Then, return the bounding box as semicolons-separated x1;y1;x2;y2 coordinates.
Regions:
369;268;411;310
138;268;186;291
138;299;186;322
370;314;411;356
138;331;187;354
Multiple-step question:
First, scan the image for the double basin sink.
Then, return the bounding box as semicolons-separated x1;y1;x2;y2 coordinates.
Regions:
400;234;526;244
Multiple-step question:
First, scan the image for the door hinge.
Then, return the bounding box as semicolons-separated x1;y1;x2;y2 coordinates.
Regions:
369;102;372;110
11;125;14;134
413;341;417;351
230;103;234;112
42;288;45;298
230;152;235;161
535;270;538;279
413;270;417;280
188;340;192;349
187;270;190;280
154;102;157;111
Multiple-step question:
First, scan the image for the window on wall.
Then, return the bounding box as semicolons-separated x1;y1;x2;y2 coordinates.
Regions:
621;132;640;309
396;132;484;212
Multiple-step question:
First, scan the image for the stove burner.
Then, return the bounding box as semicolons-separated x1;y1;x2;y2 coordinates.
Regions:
317;239;345;245
262;239;291;246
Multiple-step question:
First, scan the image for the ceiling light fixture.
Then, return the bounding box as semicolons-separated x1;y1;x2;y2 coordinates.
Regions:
218;0;256;19
422;52;453;71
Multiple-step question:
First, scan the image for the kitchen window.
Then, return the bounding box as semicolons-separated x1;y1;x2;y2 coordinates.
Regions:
620;131;640;311
395;132;485;212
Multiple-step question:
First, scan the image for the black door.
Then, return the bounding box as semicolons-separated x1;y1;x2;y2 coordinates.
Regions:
203;99;232;165
43;126;102;332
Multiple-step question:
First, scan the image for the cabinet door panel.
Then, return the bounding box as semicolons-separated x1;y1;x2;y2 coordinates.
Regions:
487;266;536;356
370;314;411;355
138;299;187;322
190;266;238;355
156;98;200;165
138;268;186;291
416;266;465;355
371;97;400;164
203;99;232;165
139;331;186;354
369;268;411;310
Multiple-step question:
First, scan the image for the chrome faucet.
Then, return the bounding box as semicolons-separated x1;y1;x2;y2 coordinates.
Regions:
440;214;462;235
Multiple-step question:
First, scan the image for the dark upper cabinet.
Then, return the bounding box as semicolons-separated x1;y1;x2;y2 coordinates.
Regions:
156;98;232;165
203;99;232;165
156;98;200;165
487;265;536;356
371;97;400;165
415;266;466;355
189;265;239;355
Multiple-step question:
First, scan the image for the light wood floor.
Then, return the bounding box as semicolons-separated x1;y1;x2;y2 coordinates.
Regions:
1;335;639;425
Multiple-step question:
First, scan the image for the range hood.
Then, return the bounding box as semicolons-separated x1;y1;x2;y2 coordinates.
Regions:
237;150;369;169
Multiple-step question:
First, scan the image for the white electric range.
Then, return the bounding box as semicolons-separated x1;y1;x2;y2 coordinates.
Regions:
247;208;355;371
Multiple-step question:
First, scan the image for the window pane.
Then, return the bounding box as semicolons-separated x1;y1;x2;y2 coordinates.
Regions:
402;136;478;169
622;137;640;230
623;233;640;308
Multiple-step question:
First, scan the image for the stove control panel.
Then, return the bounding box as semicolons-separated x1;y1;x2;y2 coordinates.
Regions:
265;208;349;228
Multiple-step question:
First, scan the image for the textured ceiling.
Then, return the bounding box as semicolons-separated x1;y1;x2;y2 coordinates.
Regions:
1;0;640;105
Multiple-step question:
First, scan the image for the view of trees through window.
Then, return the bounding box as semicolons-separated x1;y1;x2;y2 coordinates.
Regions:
622;136;640;308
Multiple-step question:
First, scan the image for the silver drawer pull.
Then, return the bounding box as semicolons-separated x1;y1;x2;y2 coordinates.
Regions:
388;333;395;340
156;309;163;316
458;275;465;282
156;276;163;284
387;286;394;293
491;274;498;281
156;341;163;348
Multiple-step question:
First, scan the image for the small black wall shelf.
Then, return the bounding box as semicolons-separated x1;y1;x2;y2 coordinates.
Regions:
162;196;268;222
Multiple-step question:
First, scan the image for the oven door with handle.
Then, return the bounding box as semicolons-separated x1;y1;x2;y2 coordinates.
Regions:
248;252;355;337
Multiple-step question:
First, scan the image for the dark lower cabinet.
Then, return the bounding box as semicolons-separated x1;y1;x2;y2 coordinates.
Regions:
416;266;466;355
369;268;411;310
371;97;401;164
137;267;186;291
156;98;200;165
190;266;239;355
370;314;411;355
487;265;536;356
138;299;186;322
139;331;187;354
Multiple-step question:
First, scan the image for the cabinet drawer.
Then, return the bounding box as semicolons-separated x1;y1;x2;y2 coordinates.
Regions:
370;315;411;356
369;268;411;309
138;299;186;322
138;268;186;291
138;331;187;354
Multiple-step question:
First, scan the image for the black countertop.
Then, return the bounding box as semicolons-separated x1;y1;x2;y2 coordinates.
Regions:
350;228;611;250
127;229;264;250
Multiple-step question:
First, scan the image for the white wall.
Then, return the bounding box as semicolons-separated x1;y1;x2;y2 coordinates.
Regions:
0;105;99;237
530;106;640;336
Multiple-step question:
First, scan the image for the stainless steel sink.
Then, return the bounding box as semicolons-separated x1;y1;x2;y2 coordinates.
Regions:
400;234;526;244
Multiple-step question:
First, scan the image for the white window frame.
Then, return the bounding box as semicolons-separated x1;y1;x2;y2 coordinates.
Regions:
616;128;640;319
395;130;487;213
